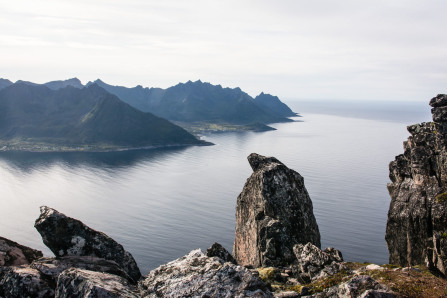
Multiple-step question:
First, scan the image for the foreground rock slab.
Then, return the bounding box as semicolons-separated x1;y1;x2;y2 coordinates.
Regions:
56;268;138;297
234;153;321;267
0;266;55;298
31;256;133;283
139;249;273;297
34;206;141;282
386;94;447;274
0;236;43;266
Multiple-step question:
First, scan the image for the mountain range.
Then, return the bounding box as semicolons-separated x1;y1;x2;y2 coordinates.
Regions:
0;82;204;151
85;79;296;125
0;78;297;151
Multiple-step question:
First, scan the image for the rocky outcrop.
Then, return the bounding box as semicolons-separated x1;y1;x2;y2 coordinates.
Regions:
138;249;273;297
206;242;237;264
35;206;141;282
0;236;43;266
56;268;138;297
234;153;320;267
293;242;344;282
386;94;447;274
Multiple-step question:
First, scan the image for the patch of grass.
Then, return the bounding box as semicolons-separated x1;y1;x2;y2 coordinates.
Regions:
441;232;447;239
256;267;276;282
306;269;352;294
435;192;447;203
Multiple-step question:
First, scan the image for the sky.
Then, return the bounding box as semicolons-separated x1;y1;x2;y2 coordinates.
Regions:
1;0;446;102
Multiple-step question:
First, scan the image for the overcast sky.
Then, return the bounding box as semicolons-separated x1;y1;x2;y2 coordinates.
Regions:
1;0;446;101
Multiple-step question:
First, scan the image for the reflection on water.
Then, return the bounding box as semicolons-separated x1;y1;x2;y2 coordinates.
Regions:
0;147;189;171
0;101;432;274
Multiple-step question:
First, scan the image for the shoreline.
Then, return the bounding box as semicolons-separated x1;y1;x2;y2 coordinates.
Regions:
0;140;213;153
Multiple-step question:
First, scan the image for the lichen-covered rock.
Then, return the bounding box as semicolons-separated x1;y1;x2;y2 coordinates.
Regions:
321;275;395;298
206;242;237;264
31;256;133;283
0;266;55;298
386;94;447;274
56;268;138;297
0;236;43;266
34;206;141;281
293;242;344;282
233;153;320;267
138;249;273;297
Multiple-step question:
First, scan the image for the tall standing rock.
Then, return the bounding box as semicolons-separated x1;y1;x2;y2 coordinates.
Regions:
386;94;447;274
233;153;320;267
34;206;141;282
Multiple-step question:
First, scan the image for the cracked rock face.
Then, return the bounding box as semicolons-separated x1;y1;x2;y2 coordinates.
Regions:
233;153;321;267
34;206;141;282
386;94;447;275
139;249;273;297
56;268;139;298
293;242;344;282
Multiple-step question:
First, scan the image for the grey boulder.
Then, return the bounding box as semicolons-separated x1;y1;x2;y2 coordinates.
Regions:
139;249;273;297
34;206;141;282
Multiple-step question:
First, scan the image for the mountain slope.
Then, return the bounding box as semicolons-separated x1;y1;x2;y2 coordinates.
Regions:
254;92;297;117
89;79;295;125
0;83;204;151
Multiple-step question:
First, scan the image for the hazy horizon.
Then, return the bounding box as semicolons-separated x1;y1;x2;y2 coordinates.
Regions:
1;0;446;102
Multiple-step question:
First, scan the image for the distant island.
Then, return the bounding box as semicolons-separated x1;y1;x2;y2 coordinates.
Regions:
0;82;206;152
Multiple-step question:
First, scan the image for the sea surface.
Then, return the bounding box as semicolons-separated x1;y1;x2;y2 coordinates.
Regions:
0;99;432;274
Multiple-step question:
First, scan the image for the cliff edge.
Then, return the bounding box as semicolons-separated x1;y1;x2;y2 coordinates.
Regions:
386;94;447;275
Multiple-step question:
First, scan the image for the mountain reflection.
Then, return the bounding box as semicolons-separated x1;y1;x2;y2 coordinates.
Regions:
0;147;189;171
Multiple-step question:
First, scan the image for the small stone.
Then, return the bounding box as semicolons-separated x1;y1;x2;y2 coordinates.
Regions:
365;264;384;271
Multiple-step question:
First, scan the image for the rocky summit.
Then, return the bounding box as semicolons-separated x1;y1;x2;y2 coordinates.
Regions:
386;94;447;275
233;153;321;267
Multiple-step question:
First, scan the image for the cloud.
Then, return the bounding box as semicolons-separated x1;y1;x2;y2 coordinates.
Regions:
0;0;446;100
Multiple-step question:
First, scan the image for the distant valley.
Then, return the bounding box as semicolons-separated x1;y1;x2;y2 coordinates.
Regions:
0;78;297;152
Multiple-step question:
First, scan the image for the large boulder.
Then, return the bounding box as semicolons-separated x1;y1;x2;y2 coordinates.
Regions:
0;236;43;266
138;249;273;297
233;153;320;267
386;94;447;274
56;268;138;297
34;206;141;282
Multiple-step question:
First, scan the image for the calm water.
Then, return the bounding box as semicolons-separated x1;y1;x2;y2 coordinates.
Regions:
0;100;432;274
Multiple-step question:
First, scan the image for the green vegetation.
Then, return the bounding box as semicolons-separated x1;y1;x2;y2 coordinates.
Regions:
262;263;447;297
435;192;447;203
175;122;275;135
